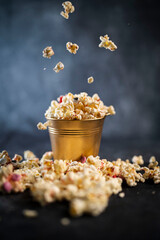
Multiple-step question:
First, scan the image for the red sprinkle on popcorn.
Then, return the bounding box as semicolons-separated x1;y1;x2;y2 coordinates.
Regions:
81;156;86;163
59;96;63;103
11;174;21;181
3;181;12;192
112;175;117;178
101;161;104;168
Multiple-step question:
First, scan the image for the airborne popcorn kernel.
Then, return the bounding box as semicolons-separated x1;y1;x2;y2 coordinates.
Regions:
37;121;49;130
99;34;117;51
66;42;79;54
42;46;54;59
61;1;75;19
87;76;94;84
53;62;64;73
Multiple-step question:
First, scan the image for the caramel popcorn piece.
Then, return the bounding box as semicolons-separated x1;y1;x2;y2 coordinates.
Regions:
53;62;64;73
87;76;94;84
66;42;79;54
61;1;75;19
23;209;38;218
42;46;54;59
99;34;117;51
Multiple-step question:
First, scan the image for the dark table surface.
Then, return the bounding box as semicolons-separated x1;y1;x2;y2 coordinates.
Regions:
0;132;160;240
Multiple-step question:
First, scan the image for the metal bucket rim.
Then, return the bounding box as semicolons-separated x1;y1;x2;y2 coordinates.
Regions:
46;116;106;122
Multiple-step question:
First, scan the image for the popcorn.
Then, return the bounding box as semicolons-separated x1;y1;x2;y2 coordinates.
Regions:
0;150;11;165
23;209;38;218
61;1;75;19
119;192;125;198
3;181;12;193
42;46;54;59
24;150;36;160
42;92;115;122
132;155;144;165
12;154;23;162
99;34;117;51
88;76;94;84
66;42;79;54
60;217;70;226
0;150;159;217
53;62;64;73
37;121;49;130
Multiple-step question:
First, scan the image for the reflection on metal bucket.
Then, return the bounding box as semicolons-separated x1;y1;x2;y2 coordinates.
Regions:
47;117;105;161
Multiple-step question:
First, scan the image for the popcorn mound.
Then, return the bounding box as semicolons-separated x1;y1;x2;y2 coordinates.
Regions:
37;92;115;129
47;92;115;120
0;150;159;217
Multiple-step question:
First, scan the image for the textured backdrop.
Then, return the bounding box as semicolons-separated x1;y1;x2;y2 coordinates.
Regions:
0;0;160;140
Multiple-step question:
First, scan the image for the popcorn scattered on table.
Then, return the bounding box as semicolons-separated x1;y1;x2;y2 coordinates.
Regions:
0;150;159;217
60;217;70;226
87;76;94;84
42;46;54;59
119;192;125;198
61;1;75;19
132;155;144;165
0;150;11;165
99;34;117;51
23;209;38;218
43;92;115;121
53;62;64;73
66;42;79;54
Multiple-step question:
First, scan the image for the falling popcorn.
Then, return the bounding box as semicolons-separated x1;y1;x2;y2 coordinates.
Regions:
87;76;94;84
61;1;75;19
37;121;49;130
99;34;117;51
66;42;79;54
53;62;64;73
42;46;54;59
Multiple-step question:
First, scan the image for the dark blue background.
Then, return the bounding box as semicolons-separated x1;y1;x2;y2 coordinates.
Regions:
0;0;160;141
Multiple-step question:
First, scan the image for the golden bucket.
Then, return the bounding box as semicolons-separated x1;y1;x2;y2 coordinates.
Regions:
47;117;105;161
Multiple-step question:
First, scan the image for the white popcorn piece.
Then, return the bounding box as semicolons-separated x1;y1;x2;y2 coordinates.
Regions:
99;34;117;51
87;76;94;84
132;155;144;165
119;192;125;198
37;121;49;130
53;62;64;73
66;42;79;54
61;1;75;19
42;46;54;59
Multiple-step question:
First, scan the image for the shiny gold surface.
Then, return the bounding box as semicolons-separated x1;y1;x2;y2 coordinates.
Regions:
47;117;105;161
